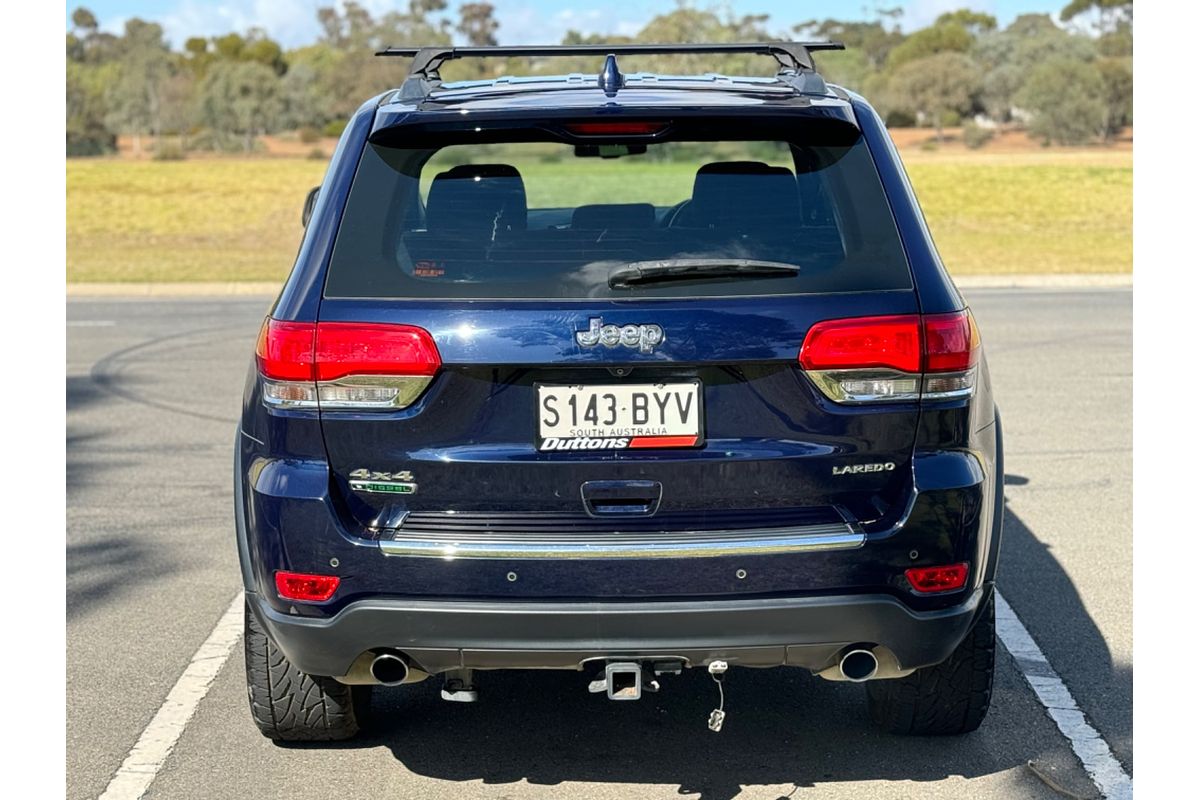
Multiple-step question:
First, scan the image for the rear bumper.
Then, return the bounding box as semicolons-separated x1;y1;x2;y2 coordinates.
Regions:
247;583;990;678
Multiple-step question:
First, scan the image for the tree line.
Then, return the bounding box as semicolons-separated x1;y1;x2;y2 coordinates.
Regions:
65;0;1132;157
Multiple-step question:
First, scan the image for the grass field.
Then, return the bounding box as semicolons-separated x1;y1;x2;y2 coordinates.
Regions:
66;150;1131;283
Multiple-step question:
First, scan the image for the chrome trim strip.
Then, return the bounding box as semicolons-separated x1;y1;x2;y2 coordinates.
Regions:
378;522;864;559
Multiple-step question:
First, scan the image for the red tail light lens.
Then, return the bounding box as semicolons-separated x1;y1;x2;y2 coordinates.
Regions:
905;563;969;593
923;311;980;373
313;323;441;382
798;310;979;403
799;315;922;373
256;320;316;381
256;319;441;410
275;571;340;602
564;121;668;136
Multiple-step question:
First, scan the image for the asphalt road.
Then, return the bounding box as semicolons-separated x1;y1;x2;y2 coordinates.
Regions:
66;288;1131;800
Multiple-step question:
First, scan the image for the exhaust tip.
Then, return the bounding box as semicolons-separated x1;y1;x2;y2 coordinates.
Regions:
369;652;410;686
839;648;879;682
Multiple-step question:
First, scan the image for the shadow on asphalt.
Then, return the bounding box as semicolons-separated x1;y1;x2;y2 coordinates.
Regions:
997;496;1131;770
289;668;1031;800
67;534;176;620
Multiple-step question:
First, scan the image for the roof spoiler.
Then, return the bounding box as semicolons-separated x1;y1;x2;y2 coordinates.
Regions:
376;42;845;100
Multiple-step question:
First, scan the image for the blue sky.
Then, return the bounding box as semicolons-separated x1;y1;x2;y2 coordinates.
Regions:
67;1;1064;48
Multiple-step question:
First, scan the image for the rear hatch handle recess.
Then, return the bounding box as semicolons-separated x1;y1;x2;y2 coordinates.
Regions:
581;480;663;518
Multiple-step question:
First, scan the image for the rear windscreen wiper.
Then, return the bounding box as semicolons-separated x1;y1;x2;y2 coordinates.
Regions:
608;258;801;288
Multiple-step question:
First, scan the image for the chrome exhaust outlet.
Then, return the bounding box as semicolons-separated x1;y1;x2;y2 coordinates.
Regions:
838;648;879;682
369;652;411;686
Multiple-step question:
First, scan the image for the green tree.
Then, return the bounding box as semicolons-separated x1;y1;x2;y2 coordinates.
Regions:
935;9;997;35
158;71;196;142
886;52;982;141
1061;0;1133;31
1017;58;1106;145
886;22;973;69
793;17;904;90
71;7;98;34
793;19;904;71
103;19;173;155
67;59;117;155
280;63;331;130
971;14;1097;122
457;3;498;46
211;29;287;75
1096;58;1133;138
313;1;453;117
198;60;284;151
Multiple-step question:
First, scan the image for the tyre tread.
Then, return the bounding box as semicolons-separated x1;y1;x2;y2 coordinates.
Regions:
243;601;366;741
866;593;995;736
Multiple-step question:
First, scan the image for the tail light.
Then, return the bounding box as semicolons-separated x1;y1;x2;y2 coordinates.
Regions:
905;563;969;593
275;570;340;602
256;319;441;410
799;310;980;403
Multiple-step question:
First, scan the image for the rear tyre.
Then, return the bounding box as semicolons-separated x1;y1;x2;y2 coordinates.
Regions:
866;593;995;735
244;601;370;741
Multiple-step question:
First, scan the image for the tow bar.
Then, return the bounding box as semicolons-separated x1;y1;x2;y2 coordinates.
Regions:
587;659;730;732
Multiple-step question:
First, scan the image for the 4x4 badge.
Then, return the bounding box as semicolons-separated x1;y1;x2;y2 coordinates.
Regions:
575;317;665;353
348;468;417;495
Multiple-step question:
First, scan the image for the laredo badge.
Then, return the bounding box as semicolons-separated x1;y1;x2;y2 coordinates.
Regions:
832;462;896;476
348;468;417;495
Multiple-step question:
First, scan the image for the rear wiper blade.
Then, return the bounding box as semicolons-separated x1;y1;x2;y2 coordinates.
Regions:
608;258;800;288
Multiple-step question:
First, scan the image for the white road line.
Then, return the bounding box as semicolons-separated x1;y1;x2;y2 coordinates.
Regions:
98;592;244;800
995;591;1133;800
67;320;117;327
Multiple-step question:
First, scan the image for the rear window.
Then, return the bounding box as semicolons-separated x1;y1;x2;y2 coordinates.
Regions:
324;125;912;299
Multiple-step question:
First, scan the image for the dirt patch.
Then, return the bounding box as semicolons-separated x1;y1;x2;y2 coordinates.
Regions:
889;126;1132;155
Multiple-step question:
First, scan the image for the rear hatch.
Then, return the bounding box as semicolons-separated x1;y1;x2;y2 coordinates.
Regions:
313;110;920;594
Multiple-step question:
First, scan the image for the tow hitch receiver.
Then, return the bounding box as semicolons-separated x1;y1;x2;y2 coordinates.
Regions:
602;662;642;700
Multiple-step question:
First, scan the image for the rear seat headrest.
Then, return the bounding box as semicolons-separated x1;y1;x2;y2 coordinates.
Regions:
678;161;802;229
425;163;527;234
571;203;656;230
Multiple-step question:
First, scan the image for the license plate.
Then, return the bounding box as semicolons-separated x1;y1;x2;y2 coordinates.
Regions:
536;381;703;452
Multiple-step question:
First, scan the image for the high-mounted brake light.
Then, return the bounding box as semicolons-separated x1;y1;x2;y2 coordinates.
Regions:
256;319;441;410
275;570;340;602
905;563;969;593
799;311;979;403
564;121;668;136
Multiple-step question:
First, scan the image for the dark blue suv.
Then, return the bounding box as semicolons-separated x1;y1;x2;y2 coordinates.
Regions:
235;43;1003;741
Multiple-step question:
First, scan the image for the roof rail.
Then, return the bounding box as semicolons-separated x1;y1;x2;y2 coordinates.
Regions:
377;42;845;100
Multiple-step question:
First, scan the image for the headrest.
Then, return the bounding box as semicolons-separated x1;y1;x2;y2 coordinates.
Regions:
425;163;527;235
571;203;656;230
682;161;802;230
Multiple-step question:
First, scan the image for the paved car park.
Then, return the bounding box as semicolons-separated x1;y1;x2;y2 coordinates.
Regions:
66;288;1130;800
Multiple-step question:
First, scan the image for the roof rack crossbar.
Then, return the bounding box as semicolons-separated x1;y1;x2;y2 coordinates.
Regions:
377;42;845;81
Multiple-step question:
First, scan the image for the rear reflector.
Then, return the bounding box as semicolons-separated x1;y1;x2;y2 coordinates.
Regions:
905;563;969;593
799;311;980;403
275;571;340;602
256;319;441;410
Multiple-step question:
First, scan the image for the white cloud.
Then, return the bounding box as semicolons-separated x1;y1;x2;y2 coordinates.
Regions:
901;0;997;31
496;4;650;45
154;0;324;47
